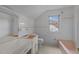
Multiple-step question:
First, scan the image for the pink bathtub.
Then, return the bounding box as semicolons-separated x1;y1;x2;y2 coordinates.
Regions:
57;39;76;54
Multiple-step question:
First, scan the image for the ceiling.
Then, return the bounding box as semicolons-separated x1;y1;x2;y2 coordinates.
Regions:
4;5;71;20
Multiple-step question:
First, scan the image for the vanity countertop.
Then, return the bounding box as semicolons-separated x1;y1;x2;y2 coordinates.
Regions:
0;35;32;54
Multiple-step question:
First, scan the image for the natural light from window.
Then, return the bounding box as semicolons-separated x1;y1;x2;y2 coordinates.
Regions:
49;15;59;32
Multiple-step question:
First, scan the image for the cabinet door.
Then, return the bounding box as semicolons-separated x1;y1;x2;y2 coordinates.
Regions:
31;36;38;54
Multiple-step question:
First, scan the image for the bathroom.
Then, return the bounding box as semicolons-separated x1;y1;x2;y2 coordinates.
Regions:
0;5;79;54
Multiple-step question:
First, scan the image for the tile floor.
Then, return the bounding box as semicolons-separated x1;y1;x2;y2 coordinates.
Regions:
38;45;62;54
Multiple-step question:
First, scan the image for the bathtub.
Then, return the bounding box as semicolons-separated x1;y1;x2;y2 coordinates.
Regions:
57;40;76;54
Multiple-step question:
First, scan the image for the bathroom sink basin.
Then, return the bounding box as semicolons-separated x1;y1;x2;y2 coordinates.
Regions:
23;33;36;39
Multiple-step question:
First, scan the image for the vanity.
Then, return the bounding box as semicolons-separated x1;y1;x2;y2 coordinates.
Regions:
22;33;38;54
0;33;38;54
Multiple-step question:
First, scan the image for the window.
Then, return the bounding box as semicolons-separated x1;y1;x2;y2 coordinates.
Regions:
49;15;60;32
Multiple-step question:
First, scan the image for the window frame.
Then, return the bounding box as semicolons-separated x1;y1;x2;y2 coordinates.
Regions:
48;15;60;32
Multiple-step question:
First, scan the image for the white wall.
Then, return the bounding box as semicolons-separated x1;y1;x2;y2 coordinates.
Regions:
0;6;20;44
34;7;74;45
9;11;34;36
0;12;11;38
19;15;34;36
0;6;34;43
10;16;19;34
0;6;19;35
74;6;79;48
59;7;74;40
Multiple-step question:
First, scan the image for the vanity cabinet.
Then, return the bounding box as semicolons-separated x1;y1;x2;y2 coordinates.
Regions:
31;35;38;54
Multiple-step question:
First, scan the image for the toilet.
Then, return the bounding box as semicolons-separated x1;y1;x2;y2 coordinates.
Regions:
38;38;44;48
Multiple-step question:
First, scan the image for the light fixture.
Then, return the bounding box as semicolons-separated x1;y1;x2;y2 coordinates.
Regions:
20;23;24;25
